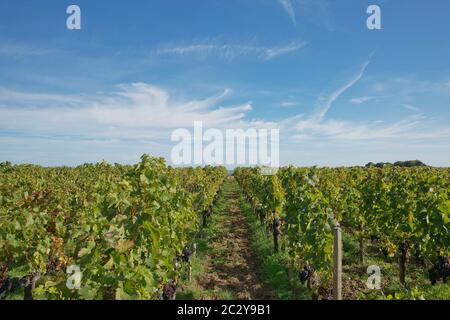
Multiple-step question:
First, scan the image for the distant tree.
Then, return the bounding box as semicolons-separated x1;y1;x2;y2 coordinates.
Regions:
393;160;427;167
365;160;428;168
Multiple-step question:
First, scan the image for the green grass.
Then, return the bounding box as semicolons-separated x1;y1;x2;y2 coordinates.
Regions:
237;182;449;300
237;185;310;300
180;178;449;300
176;178;235;300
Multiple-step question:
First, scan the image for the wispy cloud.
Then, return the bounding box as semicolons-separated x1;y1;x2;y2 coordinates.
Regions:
291;114;448;142
282;57;450;145
0;87;88;106
278;0;296;26
286;0;334;31
1;79;449;166
371;76;450;97
280;101;298;108
402;103;420;112
349;96;371;105
264;41;307;60
314;58;371;120
0;84;256;141
155;40;308;61
0;43;53;57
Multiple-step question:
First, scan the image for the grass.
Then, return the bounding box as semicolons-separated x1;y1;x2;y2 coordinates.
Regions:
236;180;449;300
176;178;236;300
177;180;450;300
177;177;310;300
237;184;310;300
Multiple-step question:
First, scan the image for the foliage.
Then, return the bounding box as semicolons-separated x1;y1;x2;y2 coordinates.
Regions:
0;155;227;300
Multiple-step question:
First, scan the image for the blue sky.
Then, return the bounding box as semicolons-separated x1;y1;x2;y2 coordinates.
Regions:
1;0;450;167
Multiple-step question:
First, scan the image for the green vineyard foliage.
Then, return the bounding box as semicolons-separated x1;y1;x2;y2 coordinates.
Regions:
0;156;227;299
235;166;450;289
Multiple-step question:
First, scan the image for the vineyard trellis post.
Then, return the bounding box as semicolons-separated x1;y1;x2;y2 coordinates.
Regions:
333;223;342;300
188;261;192;282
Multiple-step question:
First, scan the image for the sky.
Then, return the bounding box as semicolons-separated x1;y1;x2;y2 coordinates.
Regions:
0;0;450;167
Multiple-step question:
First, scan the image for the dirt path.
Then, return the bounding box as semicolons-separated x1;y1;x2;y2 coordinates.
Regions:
193;177;273;300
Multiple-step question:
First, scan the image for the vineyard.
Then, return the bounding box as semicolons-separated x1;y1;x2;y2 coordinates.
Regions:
234;166;450;299
0;156;227;300
0;158;449;300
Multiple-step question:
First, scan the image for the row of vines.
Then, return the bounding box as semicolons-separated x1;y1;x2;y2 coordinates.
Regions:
234;166;449;298
0;155;227;300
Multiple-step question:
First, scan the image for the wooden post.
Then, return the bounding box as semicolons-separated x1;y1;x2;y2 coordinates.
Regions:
103;287;116;300
193;243;197;257
333;224;342;300
188;261;192;282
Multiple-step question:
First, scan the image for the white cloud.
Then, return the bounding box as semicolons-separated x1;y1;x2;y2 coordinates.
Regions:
278;0;296;26
291;114;449;142
263;41;307;60
371;77;450;97
1;75;449;167
402;103;420;112
0;83;257;141
0;43;53;57
155;40;308;61
157;44;221;57
280;101;298;108
0;87;88;106
349;96;371;105
283;58;450;147
313;58;370;120
2;79;446;146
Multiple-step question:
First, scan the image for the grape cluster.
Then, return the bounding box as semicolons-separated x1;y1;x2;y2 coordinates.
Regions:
429;256;450;285
322;293;333;300
299;264;315;284
398;242;408;255
273;218;282;228
0;278;21;300
46;256;62;275
162;282;177;300
380;247;389;259
181;248;192;263
317;286;333;300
